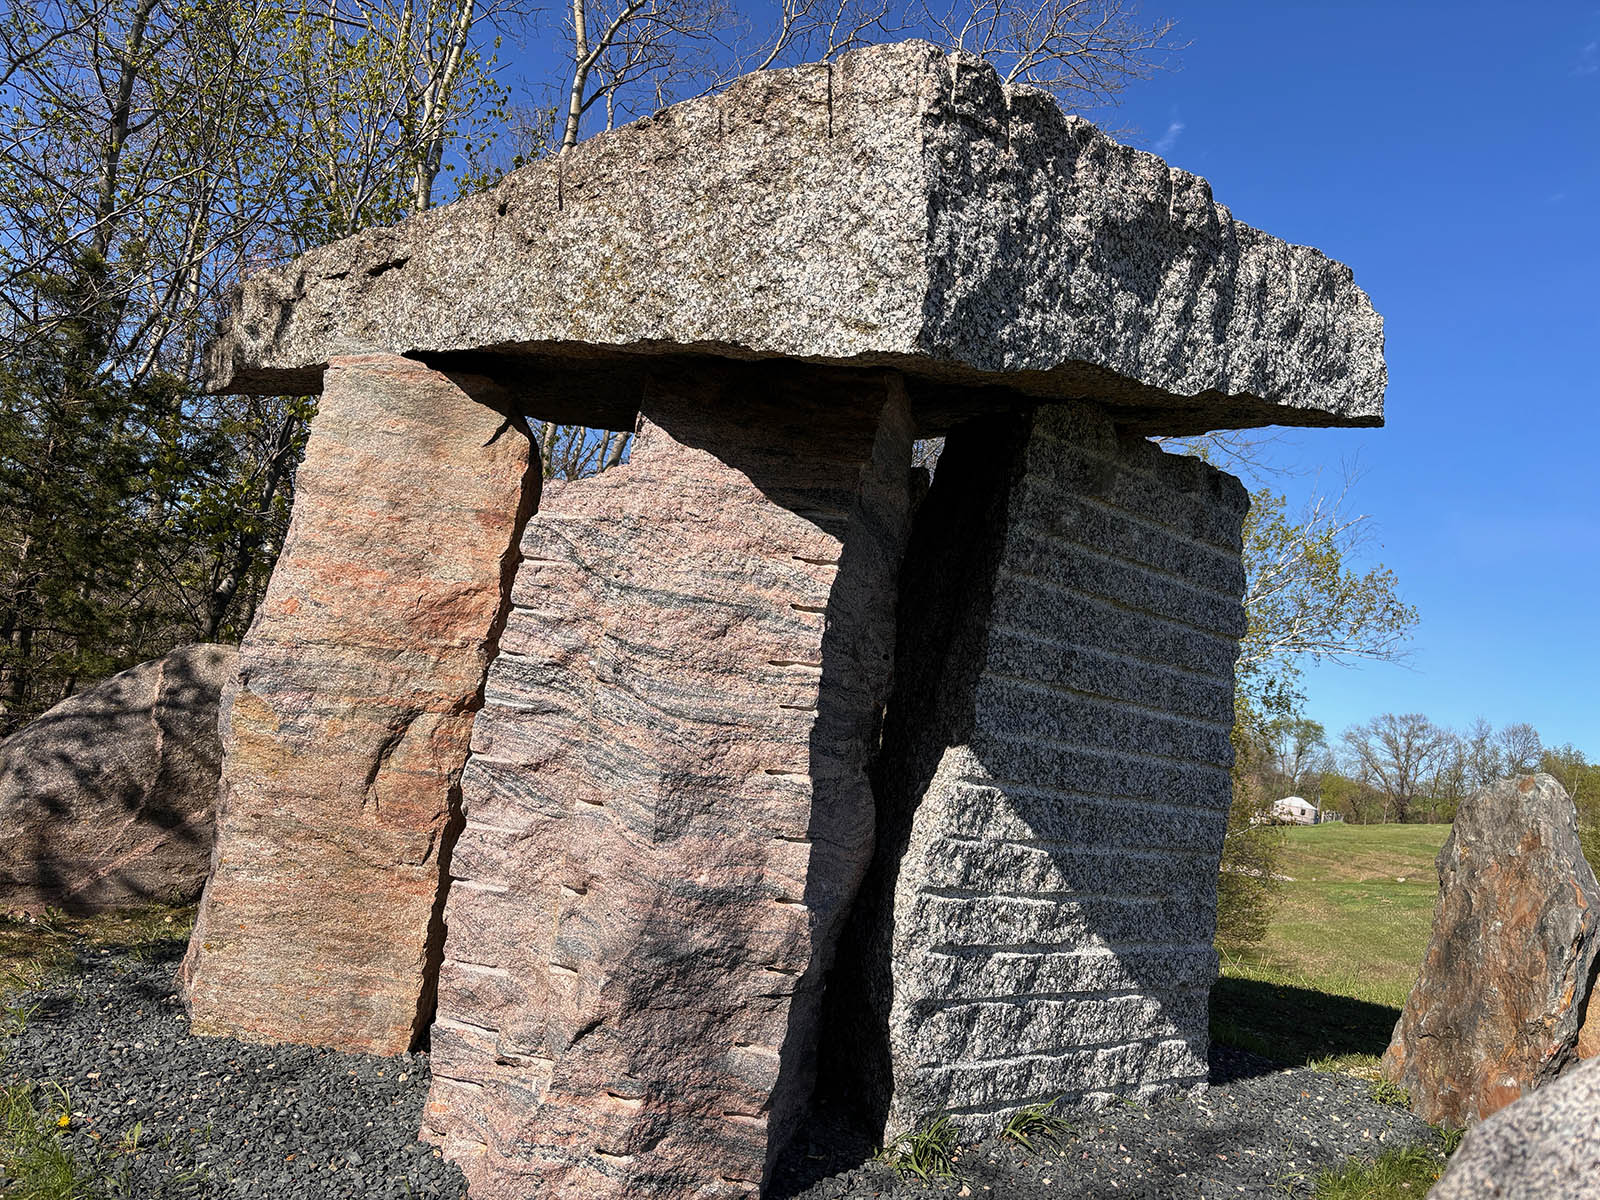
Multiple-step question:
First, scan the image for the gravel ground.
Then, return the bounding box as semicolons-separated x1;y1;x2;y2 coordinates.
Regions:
1;940;467;1199
773;1047;1445;1199
2;939;1442;1199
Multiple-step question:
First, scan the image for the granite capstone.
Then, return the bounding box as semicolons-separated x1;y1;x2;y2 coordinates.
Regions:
205;42;1384;436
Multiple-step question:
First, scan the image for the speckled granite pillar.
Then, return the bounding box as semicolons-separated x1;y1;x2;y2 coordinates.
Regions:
824;401;1249;1141
423;365;914;1200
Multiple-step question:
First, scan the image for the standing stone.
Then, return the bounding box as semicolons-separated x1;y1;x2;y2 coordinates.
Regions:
823;403;1248;1141
0;643;235;912
1382;774;1600;1127
182;354;537;1055
422;364;914;1200
1431;1055;1600;1200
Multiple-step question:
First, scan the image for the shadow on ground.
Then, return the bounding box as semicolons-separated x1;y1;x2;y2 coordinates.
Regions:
1210;975;1402;1073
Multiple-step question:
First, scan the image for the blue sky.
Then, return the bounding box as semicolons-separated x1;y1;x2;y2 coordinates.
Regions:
502;3;1599;753
1104;2;1599;752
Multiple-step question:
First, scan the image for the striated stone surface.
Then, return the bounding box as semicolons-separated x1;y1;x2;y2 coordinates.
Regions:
1382;774;1600;1127
0;643;235;912
823;402;1248;1141
1431;1055;1600;1200
181;354;536;1055
422;363;914;1199
205;42;1383;436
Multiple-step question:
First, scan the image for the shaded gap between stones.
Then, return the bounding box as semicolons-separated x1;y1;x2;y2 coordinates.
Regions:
410;417;544;1052
807;407;1034;1146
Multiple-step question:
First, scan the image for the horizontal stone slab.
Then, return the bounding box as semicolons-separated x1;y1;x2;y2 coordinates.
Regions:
909;990;1211;1063
927;1036;1207;1119
205;42;1383;435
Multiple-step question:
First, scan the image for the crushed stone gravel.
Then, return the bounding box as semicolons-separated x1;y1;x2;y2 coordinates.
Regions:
772;1047;1446;1199
1;940;467;1198
2;940;1443;1199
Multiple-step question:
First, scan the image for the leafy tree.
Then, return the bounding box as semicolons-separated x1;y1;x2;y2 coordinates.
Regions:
0;0;1196;727
0;0;526;728
1540;743;1600;868
1237;487;1416;720
1318;770;1386;825
1214;696;1282;953
1204;474;1417;939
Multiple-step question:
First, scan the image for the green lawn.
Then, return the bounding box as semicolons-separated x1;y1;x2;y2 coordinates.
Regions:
1214;824;1451;1066
1276;823;1451;886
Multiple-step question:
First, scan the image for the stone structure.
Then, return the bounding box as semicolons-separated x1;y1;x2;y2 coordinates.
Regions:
0;643;234;912
185;40;1386;1200
1382;774;1600;1127
1431;1055;1600;1200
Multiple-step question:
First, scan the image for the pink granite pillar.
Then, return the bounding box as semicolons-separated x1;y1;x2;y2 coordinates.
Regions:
423;365;914;1199
182;353;537;1054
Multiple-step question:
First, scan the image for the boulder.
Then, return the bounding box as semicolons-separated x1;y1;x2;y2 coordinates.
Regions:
0;643;236;911
1430;1055;1600;1199
1382;774;1600;1126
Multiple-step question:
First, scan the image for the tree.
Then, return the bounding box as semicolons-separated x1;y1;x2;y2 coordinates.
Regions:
1342;713;1453;824
1419;729;1467;823
0;0;530;728
1214;696;1282;952
1260;716;1326;798
0;0;1188;720
551;0;1181;153
1497;721;1543;775
270;0;529;239
925;0;1178;101
1318;769;1386;825
1463;716;1502;791
1237;487;1417;719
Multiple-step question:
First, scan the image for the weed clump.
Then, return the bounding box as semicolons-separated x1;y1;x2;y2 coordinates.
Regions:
1001;1097;1073;1152
876;1114;958;1181
1311;1144;1446;1199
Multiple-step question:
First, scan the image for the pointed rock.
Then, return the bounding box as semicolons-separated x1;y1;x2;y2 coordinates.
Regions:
1382;773;1600;1126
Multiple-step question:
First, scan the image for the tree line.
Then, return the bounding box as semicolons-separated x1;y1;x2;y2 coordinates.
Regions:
1247;711;1596;831
1216;708;1600;952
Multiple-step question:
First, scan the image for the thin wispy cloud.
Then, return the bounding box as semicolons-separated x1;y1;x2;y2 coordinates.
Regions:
1154;120;1185;155
1578;40;1599;76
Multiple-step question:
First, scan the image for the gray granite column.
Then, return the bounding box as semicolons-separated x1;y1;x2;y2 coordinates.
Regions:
825;401;1249;1140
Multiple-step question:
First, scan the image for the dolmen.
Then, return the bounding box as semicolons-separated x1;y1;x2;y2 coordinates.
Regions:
180;41;1386;1200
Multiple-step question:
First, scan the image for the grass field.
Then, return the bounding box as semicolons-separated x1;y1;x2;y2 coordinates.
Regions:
1211;823;1458;1196
1213;823;1450;1069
